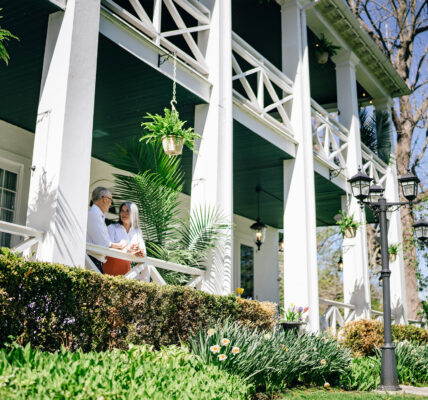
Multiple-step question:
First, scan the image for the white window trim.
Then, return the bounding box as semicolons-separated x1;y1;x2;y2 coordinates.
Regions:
234;231;256;296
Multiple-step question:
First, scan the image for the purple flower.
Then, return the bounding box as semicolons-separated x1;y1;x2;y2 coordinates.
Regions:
297;306;303;313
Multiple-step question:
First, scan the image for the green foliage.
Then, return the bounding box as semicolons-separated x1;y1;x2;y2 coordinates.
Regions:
388;243;401;255
341;319;428;356
188;320;352;392
0;343;251;400
113;142;229;283
342;342;428;390
314;34;341;58
0;251;277;352
359;108;378;154
335;211;361;237
0;10;19;65
140;108;201;152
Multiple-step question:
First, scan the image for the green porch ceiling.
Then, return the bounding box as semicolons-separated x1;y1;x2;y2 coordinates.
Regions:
0;0;349;228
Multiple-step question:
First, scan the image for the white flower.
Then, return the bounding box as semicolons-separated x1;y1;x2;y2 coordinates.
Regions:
221;338;230;346
218;354;227;361
207;328;215;337
210;345;220;354
264;333;272;340
232;347;240;355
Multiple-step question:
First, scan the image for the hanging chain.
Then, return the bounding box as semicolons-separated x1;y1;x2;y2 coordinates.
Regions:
171;52;177;112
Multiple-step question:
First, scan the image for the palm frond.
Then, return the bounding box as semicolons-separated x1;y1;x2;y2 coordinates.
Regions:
359;109;378;154
375;110;393;163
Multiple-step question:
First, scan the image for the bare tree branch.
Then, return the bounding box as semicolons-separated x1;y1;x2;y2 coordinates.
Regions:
413;134;428;170
413;97;428;125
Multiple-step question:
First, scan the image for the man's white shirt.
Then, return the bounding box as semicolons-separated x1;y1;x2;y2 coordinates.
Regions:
86;204;111;262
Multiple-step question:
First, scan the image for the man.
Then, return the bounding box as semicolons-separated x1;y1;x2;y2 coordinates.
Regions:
87;186;127;273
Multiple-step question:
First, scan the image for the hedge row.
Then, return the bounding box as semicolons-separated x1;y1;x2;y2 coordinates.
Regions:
341;319;428;356
0;250;276;352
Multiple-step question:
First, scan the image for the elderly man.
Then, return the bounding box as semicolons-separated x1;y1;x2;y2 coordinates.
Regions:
87;186;127;273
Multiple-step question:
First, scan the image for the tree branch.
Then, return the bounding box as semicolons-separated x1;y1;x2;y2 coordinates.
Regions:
413;97;428;125
413;134;428;170
410;45;427;90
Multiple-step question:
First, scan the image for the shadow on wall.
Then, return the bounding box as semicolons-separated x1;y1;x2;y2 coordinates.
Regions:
27;169;85;267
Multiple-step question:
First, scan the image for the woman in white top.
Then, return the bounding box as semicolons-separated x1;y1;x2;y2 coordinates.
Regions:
103;202;146;276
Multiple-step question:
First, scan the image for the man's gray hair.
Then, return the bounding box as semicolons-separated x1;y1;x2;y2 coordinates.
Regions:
91;186;111;202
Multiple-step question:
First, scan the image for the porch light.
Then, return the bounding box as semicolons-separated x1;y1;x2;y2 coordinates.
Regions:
250;186;267;251
279;235;284;252
348;168;372;201
413;220;428;245
398;170;419;202
368;184;384;204
337;256;343;271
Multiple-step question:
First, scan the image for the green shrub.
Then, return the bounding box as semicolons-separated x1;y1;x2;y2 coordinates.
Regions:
341;319;428;356
342;341;428;391
188;320;352;391
0;343;251;399
0;250;276;352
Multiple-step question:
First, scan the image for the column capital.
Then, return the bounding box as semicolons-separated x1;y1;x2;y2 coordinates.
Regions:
333;51;360;69
373;96;393;110
277;0;311;11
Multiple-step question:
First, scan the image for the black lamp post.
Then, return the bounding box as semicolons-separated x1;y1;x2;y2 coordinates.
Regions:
347;167;425;391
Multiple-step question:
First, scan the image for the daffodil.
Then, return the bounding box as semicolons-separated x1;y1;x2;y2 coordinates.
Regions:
232;347;240;355
320;359;326;365
264;333;272;340
221;338;230;346
324;382;330;388
218;354;227;361
236;288;244;295
207;328;215;337
210;345;220;354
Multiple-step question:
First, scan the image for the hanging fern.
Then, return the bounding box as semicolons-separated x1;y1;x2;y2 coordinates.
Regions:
0;9;19;65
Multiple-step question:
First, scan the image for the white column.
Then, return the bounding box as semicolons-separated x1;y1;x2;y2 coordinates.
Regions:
27;1;100;267
335;51;371;318
191;0;233;295
280;0;320;331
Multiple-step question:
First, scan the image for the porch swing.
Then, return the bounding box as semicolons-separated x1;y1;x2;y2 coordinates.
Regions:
139;52;201;156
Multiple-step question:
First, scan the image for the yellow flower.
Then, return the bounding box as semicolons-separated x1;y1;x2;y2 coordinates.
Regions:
232;346;240;355
264;333;272;340
290;302;295;307
218;354;227;361
236;287;244;295
207;329;215;337
321;359;326;365
210;345;220;354
324;382;330;388
221;338;230;346
285;347;289;352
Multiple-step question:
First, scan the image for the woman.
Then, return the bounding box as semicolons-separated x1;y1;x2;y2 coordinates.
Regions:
102;202;146;276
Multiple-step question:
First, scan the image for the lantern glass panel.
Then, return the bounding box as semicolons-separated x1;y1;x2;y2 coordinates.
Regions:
254;227;266;244
402;181;416;198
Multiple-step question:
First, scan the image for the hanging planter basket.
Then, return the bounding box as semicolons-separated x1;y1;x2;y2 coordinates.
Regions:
389;253;397;262
344;227;356;238
315;50;329;64
162;135;184;156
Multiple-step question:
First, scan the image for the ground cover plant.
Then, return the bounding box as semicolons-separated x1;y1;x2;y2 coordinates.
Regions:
0;343;251;400
188;320;352;393
341;341;428;390
0;249;276;352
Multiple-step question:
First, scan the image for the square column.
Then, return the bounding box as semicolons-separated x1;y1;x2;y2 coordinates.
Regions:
27;1;100;267
191;0;233;295
280;0;320;331
335;52;371;318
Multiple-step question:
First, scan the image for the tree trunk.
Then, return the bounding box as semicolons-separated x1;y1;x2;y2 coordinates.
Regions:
395;95;420;319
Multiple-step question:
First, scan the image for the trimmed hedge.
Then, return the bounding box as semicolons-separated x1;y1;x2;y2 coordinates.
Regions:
341;319;428;356
0;250;276;352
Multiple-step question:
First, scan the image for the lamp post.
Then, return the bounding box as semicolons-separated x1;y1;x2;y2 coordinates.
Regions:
348;167;426;391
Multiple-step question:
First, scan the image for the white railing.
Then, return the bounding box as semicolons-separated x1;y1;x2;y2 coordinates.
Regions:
86;243;204;289
102;0;211;75
0;221;43;254
361;143;388;186
232;32;294;137
311;100;349;172
320;298;356;334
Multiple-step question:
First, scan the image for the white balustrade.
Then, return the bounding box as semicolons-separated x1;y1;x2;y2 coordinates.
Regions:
311;100;349;172
232;32;294;137
102;0;211;75
361;143;388;186
320;298;356;334
0;221;43;255
86;243;204;289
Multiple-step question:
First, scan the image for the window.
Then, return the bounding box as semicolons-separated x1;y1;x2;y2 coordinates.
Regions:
0;168;18;247
240;244;254;299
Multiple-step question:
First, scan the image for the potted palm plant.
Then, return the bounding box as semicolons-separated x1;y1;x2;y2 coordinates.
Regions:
388;243;400;262
279;304;309;334
336;210;361;238
140;108;201;156
314;34;340;64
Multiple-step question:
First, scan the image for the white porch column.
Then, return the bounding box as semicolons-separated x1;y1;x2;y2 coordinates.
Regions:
191;0;233;295
335;52;371;318
280;0;320;331
27;1;100;267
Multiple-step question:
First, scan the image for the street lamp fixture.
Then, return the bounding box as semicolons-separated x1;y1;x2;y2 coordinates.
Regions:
348;167;425;392
250;186;267;251
413;220;428;245
337;256;343;271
